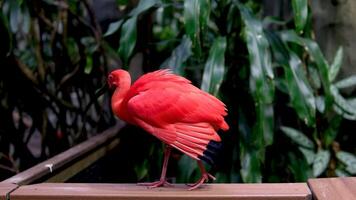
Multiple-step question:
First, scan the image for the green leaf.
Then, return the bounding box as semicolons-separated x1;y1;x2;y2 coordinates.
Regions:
177;154;199;182
313;150;330;177
160;36;192;75
280;30;331;102
104;20;123;37
323;116;341;147
184;0;210;56
22;5;30;34
262;16;287;27
9;1;21;33
238;2;275;146
118;16;137;65
308;66;321;89
288;152;310;181
335;168;350;177
129;0;160;17
331;85;356;117
329;47;344;82
333;105;356;120
299;146;315;165
291;0;308;34
255;104;274;146
316;96;325;113
240;147;262;183
238;3;274;102
84;57;93;74
266;31;315;126
336;151;356;174
335;75;356;89
281;126;314;149
201;37;227;96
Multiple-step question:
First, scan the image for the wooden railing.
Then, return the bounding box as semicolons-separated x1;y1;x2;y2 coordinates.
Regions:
1;123;355;200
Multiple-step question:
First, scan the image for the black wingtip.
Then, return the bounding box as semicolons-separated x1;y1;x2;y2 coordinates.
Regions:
198;140;223;166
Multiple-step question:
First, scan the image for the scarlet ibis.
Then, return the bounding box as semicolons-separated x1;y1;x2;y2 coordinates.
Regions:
108;69;229;190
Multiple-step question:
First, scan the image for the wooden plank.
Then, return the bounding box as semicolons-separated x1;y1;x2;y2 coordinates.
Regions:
45;137;119;183
308;177;356;200
10;183;311;200
3;122;125;185
0;183;18;200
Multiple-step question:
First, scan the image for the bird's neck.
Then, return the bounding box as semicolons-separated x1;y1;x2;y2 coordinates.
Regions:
111;75;131;118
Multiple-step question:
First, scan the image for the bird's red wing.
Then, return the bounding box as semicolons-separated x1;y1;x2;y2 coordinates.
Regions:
126;86;225;162
124;69;228;162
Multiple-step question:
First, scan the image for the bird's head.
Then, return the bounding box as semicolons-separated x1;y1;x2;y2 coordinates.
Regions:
107;69;130;89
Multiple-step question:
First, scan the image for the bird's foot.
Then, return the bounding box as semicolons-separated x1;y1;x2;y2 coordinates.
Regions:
138;179;173;188
187;173;215;190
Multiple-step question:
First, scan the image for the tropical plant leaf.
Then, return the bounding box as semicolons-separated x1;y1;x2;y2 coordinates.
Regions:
160;36;192;75
238;3;274;102
291;0;308;34
240;147;262;183
104;0;160;37
238;2;275;147
335;75;356;89
118;16;137;66
298;146;315;165
104;20;123;37
323;116;341;147
329;47;344;82
336;151;356;174
267;31;315;126
333;105;356;120
129;0;160;17
9;1;21;33
177;154;199;182
281;126;314;149
184;0;210;56
288;152;310;181
201;37;227;96
280;30;331;102
335;168;350;177
308;66;321;89
315;96;325;113
313;150;330;177
331;85;356;117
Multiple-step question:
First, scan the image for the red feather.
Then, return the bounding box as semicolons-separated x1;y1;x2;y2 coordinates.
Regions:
109;69;229;161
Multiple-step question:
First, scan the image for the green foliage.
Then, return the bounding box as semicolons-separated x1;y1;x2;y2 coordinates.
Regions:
118;16;138;66
201;37;226;96
1;0;356;183
291;0;308;34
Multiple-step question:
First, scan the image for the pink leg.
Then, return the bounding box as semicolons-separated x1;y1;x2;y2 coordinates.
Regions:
138;145;173;188
188;160;216;190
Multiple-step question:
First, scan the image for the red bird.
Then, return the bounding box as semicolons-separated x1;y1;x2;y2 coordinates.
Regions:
108;69;229;190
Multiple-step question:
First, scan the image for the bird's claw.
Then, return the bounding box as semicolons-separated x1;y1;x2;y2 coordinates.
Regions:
187;173;215;190
138;179;173;188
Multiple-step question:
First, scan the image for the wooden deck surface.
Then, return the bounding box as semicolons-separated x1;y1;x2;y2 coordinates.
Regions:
308;177;356;200
9;183;311;200
0;183;17;200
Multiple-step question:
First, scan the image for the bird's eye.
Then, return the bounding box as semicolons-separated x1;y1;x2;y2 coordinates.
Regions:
108;74;119;88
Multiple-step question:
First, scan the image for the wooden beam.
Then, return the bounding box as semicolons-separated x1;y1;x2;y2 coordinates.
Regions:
308;177;356;200
0;183;18;200
10;183;311;200
2;122;125;185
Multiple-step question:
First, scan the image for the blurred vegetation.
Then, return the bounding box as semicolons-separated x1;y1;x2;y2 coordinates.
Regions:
1;0;356;183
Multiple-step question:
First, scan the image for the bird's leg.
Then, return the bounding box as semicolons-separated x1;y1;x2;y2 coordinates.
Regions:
138;145;172;188
188;160;216;190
